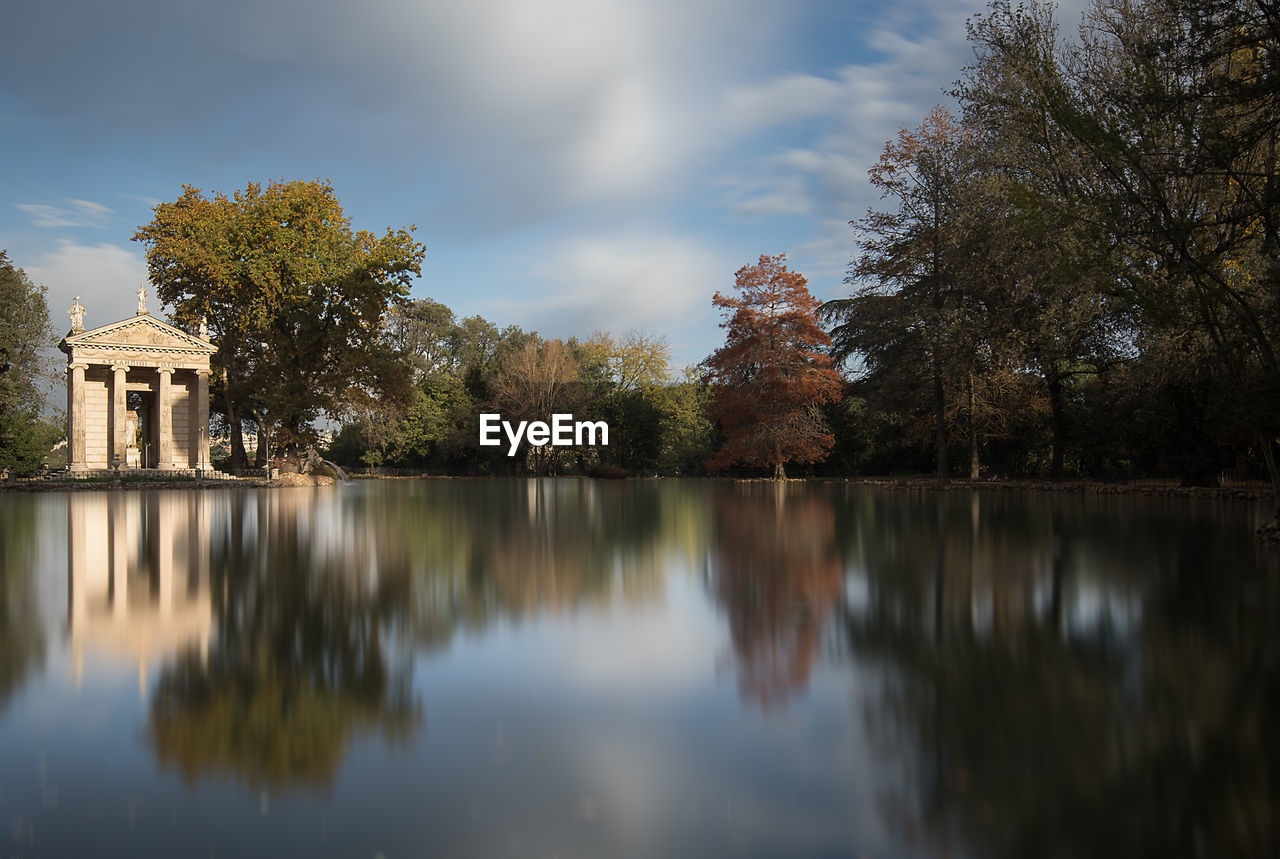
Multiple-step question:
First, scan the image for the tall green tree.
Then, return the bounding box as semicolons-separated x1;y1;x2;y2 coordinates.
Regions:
0;251;58;473
576;331;673;473
653;368;716;475
133;180;425;468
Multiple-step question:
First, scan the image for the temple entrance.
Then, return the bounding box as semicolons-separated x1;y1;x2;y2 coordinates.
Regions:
126;390;160;468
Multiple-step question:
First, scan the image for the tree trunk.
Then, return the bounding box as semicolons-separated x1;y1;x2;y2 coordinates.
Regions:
968;371;979;481
227;397;248;471
254;421;267;468
1047;363;1065;480
933;369;948;484
1261;436;1280;521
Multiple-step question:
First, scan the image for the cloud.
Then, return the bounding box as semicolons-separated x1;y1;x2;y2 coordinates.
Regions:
491;232;726;362
0;0;1101;366
0;0;781;233
15;198;114;229
117;193;162;208
721;73;850;132
717;172;814;221
24;240;149;333
714;37;963;263
708;0;1095;293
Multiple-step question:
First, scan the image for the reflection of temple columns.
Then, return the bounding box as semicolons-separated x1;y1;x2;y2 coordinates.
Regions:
110;495;130;621
65;493;214;696
66;363;88;471
157;368;174;470
192;493;211;660
67;494;94;683
110;363;128;467
155;495;174;615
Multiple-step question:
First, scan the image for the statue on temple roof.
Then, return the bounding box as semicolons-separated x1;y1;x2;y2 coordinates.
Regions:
68;297;85;334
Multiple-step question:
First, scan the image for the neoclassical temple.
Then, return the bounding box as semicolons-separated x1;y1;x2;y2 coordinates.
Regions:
59;288;217;472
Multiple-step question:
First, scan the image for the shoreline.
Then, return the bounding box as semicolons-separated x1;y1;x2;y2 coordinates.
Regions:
2;472;1274;503
0;471;335;492
832;477;1274;503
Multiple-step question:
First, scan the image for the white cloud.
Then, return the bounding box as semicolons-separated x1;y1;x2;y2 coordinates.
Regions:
709;0;1097;293
491;232;726;362
15;198;114;229
567;75;678;202
706;7;978;290
117;192;162;208
717;172;813;220
722;73;848;132
333;0;779;210
25;240;149;333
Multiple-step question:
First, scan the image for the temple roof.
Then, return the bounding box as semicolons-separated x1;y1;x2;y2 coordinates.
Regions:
60;313;217;358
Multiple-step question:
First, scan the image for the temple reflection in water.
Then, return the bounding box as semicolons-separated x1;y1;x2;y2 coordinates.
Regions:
66;492;213;694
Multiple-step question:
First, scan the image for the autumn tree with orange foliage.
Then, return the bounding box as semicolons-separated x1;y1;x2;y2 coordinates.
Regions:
704;254;843;479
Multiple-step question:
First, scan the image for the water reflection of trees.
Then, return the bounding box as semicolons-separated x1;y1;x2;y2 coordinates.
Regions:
840;491;1280;858
0;499;44;711
349;479;681;645
147;480;693;790
148;489;421;791
707;482;843;709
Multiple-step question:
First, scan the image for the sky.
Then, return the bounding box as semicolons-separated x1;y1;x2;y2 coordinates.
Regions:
0;0;1090;373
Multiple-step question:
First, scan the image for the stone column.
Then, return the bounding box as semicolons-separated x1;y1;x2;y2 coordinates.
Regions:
189;370;210;470
109;363;129;469
157;367;174;470
66;362;88;471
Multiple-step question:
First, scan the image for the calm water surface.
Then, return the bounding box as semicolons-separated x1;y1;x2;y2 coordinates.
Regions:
0;479;1276;858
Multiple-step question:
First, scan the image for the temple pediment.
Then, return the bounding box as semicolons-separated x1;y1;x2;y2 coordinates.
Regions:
61;314;217;356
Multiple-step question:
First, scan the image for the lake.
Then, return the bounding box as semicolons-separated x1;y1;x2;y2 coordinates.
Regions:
0;479;1276;858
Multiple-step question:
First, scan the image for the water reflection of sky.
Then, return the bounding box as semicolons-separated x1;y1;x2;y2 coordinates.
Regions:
0;481;1275;857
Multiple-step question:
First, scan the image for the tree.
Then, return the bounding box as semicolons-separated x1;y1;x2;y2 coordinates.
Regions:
327;300;537;475
133;180;425;468
491;338;584;475
585;330;672;393
653;368;717;475
826;108;990;483
963;0;1280;499
0;251;58;474
704;254;843;479
576;331;673;473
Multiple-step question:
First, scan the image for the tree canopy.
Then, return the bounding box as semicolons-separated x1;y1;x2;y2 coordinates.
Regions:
827;107;981;484
0;251;59;474
133;180;425;468
705;254;843;479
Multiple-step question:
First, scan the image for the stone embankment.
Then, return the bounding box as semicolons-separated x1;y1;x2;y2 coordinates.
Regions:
273;471;336;487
